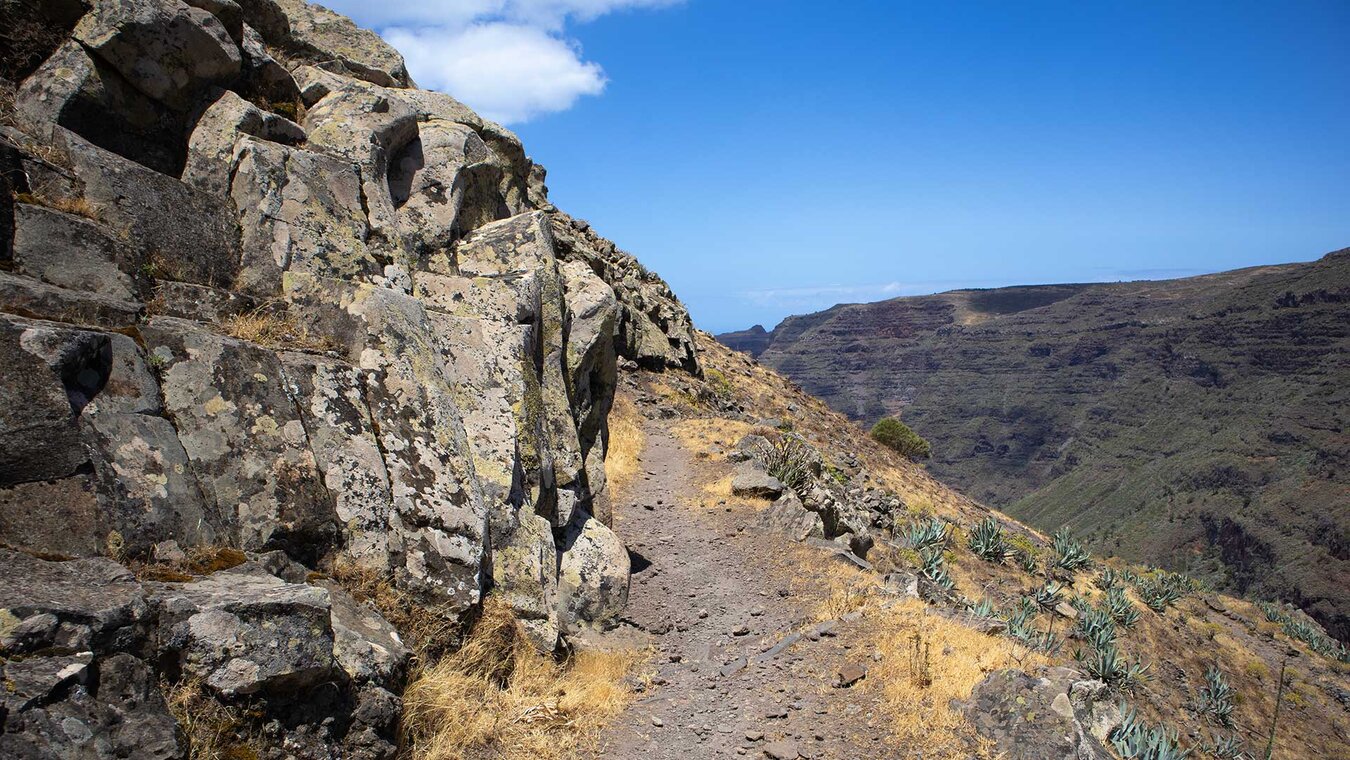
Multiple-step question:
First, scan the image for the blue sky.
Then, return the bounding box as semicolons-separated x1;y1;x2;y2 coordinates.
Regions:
330;0;1350;334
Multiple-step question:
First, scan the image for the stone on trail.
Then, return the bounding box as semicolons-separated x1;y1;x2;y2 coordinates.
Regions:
732;464;785;499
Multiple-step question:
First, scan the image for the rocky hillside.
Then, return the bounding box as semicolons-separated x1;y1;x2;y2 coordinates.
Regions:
0;0;695;756
2;2;1346;759
718;254;1350;641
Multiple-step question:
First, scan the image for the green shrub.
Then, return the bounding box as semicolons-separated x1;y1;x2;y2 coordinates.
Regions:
870;417;932;460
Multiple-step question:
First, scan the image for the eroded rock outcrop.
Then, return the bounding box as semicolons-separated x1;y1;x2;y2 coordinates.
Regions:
0;0;699;754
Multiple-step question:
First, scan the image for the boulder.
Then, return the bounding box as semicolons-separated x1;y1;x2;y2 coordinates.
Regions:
0;653;186;760
11;203;138;301
183;89;305;197
965;667;1113;760
0;550;149;655
757;490;825;542
14;42;186;176
73;0;241;111
148;570;336;696
278;352;393;565
141;317;337;562
228;136;377;295
556;509;630;634
0;270;144;328
270;0;412;88
316;580;409;687
61;130;240;288
732;464;784;500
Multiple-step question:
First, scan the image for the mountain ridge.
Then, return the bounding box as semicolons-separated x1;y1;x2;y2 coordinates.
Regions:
719;249;1350;640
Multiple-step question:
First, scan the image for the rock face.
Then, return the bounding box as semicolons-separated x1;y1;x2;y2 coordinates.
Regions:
966;666;1115;760
0;0;699;755
719;255;1350;641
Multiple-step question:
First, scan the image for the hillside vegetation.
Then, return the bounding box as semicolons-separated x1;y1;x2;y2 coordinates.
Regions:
718;252;1350;641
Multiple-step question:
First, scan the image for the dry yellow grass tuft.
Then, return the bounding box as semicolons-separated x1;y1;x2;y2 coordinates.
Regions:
809;564;876;622
865;597;1046;758
604;391;645;497
163;676;260;760
402;598;646;760
329;557;462;664
217;307;336;353
669;416;756;453
15;191;98;220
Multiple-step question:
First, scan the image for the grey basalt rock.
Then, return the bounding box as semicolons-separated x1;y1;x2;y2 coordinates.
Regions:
74;0;242;111
183;89;304;197
556;508;630;635
270;0;412;88
0;549;149;655
965;666;1113;760
141;316;337;562
12;203;138;301
148;570;336;696
731;464;785;500
757;490;825;542
0;653;187;760
14;41;187;176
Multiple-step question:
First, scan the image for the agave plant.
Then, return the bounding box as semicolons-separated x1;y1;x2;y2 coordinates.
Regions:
1111;705;1193;759
1052;527;1092;573
906;517;950;553
752;434;816;494
964;597;995;619
1075;608;1118;651
1134;571;1191;613
1197;666;1236;727
1204;732;1246;760
1015;549;1038;574
1031;579;1063;609
1096;567;1120;590
1104;586;1142;629
1080;643;1148;693
919;546;955;593
968;517;1011;562
1258;601;1285;623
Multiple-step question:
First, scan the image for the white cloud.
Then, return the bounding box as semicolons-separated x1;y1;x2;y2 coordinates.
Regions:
323;0;681;123
744;282;914;309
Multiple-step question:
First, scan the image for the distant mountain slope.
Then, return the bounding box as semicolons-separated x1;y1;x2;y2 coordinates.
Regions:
718;251;1350;639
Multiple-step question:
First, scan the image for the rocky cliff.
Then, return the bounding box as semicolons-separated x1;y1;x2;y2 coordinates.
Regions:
0;0;696;756
719;254;1350;641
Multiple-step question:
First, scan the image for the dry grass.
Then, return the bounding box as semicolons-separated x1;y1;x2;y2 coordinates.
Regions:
329;557;463;664
809;564;876;622
865;597;1046;758
402;598;646;760
14;191;97;220
604;391;645;497
669;416;756;453
164;677;260;760
217;306;337;353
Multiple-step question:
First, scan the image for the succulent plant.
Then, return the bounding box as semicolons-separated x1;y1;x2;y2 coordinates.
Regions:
1204;731;1246;760
1032;579;1063;609
1133;571;1193;613
906;517;950;553
1080;643;1148;693
1096;568;1120;590
919;546;955;593
753;434;816;494
1051;528;1092;573
966;597;997;619
1104;586;1141;629
968;517;1011;562
1197;666;1236;728
1016;549;1039;574
1075;607;1118;651
1111;705;1193;759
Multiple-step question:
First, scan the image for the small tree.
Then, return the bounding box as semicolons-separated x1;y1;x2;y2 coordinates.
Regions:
870;417;932;461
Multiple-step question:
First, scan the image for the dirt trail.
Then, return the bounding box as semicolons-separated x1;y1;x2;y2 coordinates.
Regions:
590;423;895;759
